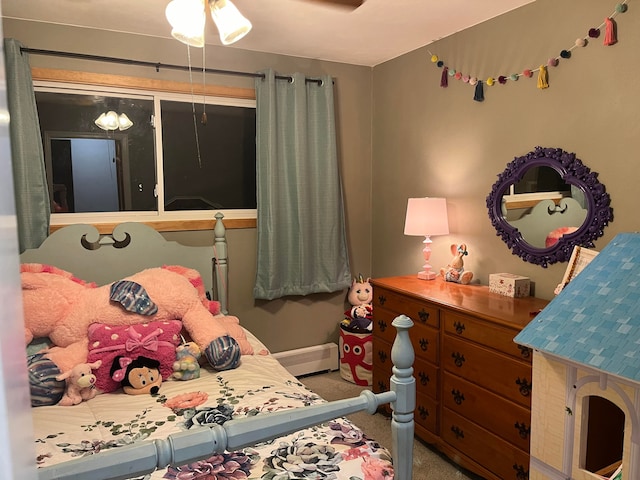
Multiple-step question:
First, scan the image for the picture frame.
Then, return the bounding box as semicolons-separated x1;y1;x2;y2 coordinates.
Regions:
554;245;599;294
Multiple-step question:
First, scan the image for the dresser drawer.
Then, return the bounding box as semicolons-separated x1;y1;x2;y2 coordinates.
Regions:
372;367;438;436
443;372;530;452
373;287;440;329
442;408;530;480
372;366;392;415
373;337;438;399
416;391;438;435
443;310;532;362
375;308;439;364
442;336;532;408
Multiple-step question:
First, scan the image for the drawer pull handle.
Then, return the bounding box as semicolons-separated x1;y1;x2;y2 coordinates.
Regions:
418;371;430;386
513;463;529;480
417;309;430;323
518;345;531;359
418;405;429;420
419;338;429;352
451;389;465;405
453;321;466;334
514;421;531;440
451;352;466;367
377;319;388;332
378;294;387;306
378;350;388;364
516;377;532;397
450;425;464;440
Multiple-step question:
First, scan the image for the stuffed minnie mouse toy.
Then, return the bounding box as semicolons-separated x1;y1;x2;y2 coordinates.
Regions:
110;356;163;395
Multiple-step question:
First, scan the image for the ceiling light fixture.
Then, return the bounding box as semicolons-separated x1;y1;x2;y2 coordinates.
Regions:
165;0;252;47
95;111;134;131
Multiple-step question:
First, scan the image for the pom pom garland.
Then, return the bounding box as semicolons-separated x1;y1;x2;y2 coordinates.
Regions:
426;0;630;101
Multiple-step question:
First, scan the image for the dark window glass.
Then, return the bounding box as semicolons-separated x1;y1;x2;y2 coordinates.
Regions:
160;100;256;211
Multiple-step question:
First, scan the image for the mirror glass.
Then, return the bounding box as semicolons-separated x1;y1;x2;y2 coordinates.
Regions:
486;147;613;267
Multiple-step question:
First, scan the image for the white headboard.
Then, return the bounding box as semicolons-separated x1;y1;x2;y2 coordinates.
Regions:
19;213;229;314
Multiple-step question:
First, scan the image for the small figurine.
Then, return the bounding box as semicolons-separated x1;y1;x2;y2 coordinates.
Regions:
343;274;373;332
55;360;102;406
172;342;202;381
440;244;474;285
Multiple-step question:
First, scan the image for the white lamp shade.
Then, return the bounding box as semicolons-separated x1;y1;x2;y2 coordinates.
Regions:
165;0;207;48
118;113;134;131
95;111;120;131
209;0;252;45
404;197;450;236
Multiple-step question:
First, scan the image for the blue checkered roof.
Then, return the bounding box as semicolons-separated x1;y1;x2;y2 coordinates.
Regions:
514;233;640;382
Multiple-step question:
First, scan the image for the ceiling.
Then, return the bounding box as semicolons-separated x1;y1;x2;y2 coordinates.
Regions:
1;0;535;67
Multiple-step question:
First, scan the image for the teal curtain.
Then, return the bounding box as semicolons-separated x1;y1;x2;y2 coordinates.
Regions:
253;69;351;300
3;39;50;252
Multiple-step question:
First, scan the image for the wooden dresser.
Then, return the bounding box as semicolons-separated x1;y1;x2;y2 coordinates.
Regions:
371;275;549;480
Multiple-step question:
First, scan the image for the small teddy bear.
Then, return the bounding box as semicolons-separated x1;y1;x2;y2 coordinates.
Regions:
440;244;474;285
172;342;202;381
55;360;102;406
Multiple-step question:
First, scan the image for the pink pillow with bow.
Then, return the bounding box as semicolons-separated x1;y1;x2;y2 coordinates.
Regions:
87;320;182;393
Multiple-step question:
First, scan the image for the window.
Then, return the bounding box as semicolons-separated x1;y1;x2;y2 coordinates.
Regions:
34;82;256;226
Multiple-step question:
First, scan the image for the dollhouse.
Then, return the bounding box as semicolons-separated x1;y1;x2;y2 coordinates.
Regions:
515;233;640;480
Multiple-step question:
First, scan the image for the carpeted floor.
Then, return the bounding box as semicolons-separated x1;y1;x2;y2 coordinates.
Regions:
300;370;482;480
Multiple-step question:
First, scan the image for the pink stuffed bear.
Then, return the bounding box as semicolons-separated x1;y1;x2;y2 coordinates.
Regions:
22;264;253;376
55;360;102;406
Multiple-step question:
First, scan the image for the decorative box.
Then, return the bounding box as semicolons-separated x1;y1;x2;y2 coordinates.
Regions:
489;273;531;298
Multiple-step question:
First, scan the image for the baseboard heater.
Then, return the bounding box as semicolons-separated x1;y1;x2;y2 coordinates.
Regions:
272;343;339;377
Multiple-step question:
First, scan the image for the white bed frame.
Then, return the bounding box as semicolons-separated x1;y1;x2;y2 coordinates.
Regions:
21;213;416;480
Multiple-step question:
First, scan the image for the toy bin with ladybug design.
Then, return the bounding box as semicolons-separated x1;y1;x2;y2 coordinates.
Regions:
339;324;372;386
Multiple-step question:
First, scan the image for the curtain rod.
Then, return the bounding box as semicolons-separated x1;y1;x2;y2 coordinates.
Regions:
20;47;324;84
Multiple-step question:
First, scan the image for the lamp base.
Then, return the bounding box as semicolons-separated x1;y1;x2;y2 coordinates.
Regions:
417;270;437;280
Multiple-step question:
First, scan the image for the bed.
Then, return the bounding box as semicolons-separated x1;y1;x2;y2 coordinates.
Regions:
21;213;415;480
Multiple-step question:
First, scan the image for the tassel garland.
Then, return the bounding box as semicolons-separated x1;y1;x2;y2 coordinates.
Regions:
473;81;484;102
604;17;617;45
428;0;629;101
441;66;449;87
537;65;549;89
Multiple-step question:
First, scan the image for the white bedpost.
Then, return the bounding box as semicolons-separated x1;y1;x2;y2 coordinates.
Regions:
213;212;229;314
390;314;415;480
0;23;38;478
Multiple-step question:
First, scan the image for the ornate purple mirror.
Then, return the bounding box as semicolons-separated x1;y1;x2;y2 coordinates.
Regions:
486;146;613;267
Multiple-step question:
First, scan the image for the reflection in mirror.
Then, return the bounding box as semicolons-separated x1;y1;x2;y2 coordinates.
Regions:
36;91;156;213
486;146;613;267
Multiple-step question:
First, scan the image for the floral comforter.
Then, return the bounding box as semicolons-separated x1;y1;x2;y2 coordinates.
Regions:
32;335;393;480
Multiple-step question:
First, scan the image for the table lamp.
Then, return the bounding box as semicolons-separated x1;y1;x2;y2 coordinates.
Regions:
404;197;450;280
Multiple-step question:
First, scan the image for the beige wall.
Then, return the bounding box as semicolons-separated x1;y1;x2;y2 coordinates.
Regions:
2;19;373;353
372;0;640;300
6;0;640;351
